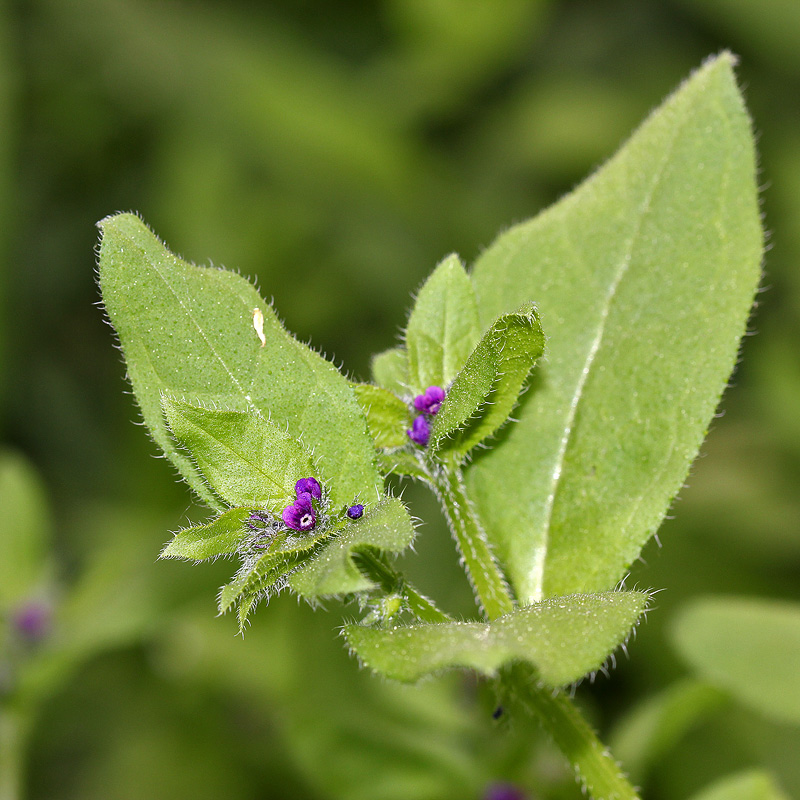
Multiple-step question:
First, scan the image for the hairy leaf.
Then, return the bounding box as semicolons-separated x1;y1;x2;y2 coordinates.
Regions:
429;303;544;456
163;397;316;509
98;213;380;510
371;347;409;396
671;596;800;725
467;53;763;602
289;496;416;597
405;253;481;393
345;590;649;686
352;383;410;449
160;507;252;561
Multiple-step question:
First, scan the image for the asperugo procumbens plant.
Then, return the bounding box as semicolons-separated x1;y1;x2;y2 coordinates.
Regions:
97;54;762;800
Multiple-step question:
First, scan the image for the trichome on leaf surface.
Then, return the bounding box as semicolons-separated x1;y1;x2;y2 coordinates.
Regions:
97;53;762;800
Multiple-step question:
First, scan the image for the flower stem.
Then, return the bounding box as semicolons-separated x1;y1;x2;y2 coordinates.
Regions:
431;465;514;620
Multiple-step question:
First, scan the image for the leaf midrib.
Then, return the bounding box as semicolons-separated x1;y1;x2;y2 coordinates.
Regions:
530;99;696;603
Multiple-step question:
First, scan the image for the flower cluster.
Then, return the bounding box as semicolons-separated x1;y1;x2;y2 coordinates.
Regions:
245;478;364;549
283;477;322;532
407;385;446;447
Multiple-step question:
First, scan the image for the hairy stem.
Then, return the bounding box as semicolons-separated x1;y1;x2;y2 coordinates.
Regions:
428;465;639;800
502;666;641;800
353;549;451;624
431;465;514;620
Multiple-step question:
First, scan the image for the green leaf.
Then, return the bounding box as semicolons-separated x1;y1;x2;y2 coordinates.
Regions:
687;770;790;800
429;303;544;456
345;590;649;686
288;496;416;598
160;507;252;561
217;527;333;617
98;213;380;510
0;449;51;608
405;253;481;392
352;383;409;449
466;53;763;603
670;596;800;726
218;497;416;630
371;347;409;396
376;451;429;481
162;396;314;509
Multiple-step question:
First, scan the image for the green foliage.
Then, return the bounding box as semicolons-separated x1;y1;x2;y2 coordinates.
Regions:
671;596;800;726
287;496;416;596
371;348;409;396
466;53;763;604
162;397;316;510
345;591;649;687
429;303;544;456
160;507;252;561
217;497;416;631
92;44;766;800
98;213;381;511
404;253;481;392
352;383;410;450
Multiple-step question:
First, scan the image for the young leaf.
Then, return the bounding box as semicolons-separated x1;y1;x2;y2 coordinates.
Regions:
160;507;252;561
162;396;314;509
345;590;649;686
288;496;416;598
466;53;763;603
371;347;409;396
687;770;790;800
352;383;409;450
405;253;481;393
429;303;544;456
98;213;381;510
670;596;800;726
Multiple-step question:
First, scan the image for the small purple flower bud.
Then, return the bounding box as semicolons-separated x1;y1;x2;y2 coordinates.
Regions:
407;414;431;447
295;477;322;500
12;602;51;642
483;783;526;800
346;504;364;520
283;492;317;532
413;385;446;416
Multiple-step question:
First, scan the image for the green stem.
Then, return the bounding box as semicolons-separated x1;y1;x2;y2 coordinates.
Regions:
428;465;639;800
431;465;513;620
353;550;451;624
503;664;641;800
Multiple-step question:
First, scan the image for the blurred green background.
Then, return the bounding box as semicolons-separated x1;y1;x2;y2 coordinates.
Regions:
2;1;800;799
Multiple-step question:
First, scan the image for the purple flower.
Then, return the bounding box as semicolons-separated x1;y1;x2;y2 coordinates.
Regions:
283;492;317;531
483;783;526;800
407;414;431;447
295;477;322;500
413;385;446;416
347;504;364;520
12;602;51;642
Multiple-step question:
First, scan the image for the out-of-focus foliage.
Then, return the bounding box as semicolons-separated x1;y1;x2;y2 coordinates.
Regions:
2;1;800;799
